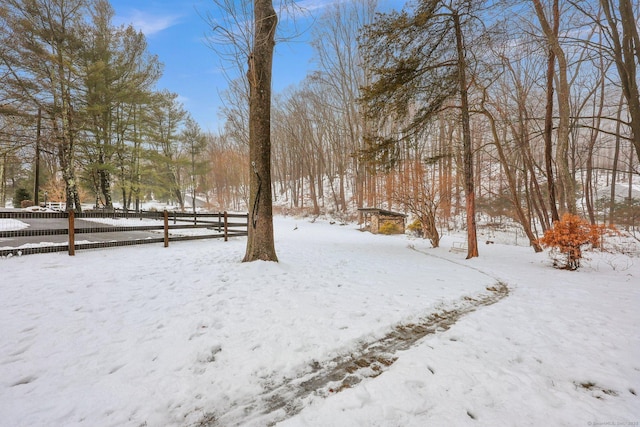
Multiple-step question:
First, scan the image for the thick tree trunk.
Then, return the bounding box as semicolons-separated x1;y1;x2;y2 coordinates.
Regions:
453;12;478;259
243;0;278;262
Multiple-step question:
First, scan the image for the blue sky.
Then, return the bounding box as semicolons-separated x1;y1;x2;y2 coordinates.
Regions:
110;0;403;131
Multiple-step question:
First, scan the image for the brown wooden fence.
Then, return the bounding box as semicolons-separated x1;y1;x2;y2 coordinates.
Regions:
0;210;248;257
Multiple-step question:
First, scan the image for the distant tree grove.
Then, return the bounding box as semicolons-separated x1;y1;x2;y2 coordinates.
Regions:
1;0;638;250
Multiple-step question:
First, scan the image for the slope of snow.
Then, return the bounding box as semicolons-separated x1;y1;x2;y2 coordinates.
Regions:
1;217;638;426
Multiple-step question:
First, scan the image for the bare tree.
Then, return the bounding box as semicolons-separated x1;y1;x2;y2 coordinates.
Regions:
204;0;280;262
395;154;442;247
600;0;640;163
243;0;278;261
570;0;640;163
202;131;249;211
540;0;560;222
532;0;577;215
310;0;377;212
480;92;543;252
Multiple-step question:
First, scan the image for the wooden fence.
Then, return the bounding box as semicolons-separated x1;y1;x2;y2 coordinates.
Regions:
0;210;248;257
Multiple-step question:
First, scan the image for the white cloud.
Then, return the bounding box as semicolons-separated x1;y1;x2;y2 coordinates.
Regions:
116;9;183;36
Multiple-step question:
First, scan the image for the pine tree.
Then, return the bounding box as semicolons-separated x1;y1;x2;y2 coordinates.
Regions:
359;0;487;259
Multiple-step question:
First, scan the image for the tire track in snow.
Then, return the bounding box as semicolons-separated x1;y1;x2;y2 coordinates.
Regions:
196;278;510;427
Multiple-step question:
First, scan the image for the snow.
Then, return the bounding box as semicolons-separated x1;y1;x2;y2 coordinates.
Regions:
0;218;30;232
1;216;639;427
595;183;640;202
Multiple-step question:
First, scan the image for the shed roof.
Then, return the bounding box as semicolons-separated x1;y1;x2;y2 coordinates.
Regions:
358;208;407;217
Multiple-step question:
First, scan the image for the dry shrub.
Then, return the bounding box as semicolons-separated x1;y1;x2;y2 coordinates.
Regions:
537;213;618;270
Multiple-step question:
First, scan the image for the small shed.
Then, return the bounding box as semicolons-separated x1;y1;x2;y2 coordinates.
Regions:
358;208;407;234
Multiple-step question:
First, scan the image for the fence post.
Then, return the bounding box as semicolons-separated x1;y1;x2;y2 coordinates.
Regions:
224;211;228;242
217;212;222;232
164;210;169;248
68;210;75;256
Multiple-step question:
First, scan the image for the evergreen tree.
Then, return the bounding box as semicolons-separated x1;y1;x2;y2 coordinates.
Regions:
0;0;88;212
77;0;161;209
145;90;187;210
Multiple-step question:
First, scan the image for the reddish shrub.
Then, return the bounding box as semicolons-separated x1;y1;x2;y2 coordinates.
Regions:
537;213;617;270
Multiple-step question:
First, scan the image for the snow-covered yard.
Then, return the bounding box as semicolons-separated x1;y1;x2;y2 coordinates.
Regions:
1;216;638;426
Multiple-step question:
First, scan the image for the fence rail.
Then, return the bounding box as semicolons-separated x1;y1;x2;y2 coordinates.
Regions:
0;210;248;257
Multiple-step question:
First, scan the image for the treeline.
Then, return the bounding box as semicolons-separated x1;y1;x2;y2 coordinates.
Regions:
219;0;638;247
1;0;639;248
283;0;638;246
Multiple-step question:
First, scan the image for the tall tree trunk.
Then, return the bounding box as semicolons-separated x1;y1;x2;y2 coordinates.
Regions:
585;55;607;224
0;153;6;207
600;0;640;162
453;12;478;259
438;115;453;222
308;161;320;215
54;113;81;213
34;107;42;206
609;93;624;226
557;49;575;213
243;0;278;262
543;35;560;222
533;0;576;215
56;39;81;213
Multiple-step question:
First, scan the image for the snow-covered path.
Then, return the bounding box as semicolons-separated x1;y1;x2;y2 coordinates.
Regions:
1;217;638;426
278;236;640;427
214;282;509;426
